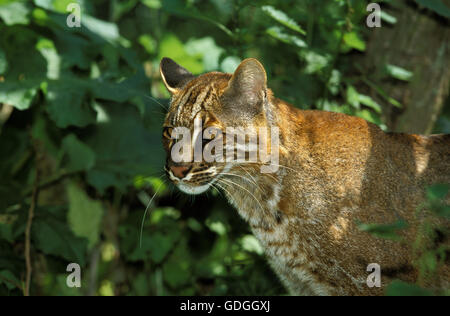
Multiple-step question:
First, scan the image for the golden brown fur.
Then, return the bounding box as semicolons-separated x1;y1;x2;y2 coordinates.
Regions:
160;57;450;295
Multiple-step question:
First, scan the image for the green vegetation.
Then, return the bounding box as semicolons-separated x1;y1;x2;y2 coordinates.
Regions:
0;0;448;296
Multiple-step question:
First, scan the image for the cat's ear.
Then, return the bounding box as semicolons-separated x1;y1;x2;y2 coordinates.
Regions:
222;58;267;114
160;57;194;94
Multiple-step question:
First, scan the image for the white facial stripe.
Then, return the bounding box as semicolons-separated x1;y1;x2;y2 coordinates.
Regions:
168;169;179;181
183;172;193;181
169;165;216;181
168;164;219;195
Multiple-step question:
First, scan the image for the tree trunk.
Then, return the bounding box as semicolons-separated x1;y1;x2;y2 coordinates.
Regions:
361;0;450;135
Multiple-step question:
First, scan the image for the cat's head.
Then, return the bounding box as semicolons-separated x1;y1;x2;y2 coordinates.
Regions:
160;57;275;195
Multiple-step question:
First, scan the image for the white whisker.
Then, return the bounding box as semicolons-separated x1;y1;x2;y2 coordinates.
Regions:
218;172;263;194
214;181;234;200
210;183;224;198
139;180;165;248
217;178;265;212
142;94;169;111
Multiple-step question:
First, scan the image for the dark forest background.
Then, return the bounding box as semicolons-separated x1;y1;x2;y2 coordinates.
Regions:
0;0;449;296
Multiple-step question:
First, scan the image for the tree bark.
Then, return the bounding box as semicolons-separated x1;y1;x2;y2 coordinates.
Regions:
361;0;450;135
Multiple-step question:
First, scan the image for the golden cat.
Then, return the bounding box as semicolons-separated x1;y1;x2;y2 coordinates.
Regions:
159;57;449;295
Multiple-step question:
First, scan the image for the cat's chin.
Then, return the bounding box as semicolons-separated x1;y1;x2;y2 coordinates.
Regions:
177;182;211;195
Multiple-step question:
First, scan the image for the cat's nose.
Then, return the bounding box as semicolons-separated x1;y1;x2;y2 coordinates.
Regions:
170;165;190;179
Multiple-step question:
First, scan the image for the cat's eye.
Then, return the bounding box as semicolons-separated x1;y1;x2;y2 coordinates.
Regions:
163;127;173;139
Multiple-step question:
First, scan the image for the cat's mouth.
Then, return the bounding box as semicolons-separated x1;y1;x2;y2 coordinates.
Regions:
176;181;212;195
164;165;217;195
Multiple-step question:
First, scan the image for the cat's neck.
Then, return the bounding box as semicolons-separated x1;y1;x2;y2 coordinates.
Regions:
217;161;286;230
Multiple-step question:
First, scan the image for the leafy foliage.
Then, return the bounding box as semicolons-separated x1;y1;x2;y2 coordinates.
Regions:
0;0;448;296
386;280;434;296
414;0;450;18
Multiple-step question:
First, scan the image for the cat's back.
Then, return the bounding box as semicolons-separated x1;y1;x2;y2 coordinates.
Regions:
279;105;449;185
273;105;449;295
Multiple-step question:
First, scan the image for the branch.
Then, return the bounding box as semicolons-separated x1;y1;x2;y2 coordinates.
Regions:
21;171;73;198
23;145;41;296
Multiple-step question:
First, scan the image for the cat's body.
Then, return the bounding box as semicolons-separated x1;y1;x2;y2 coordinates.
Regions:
220;103;450;295
160;57;450;295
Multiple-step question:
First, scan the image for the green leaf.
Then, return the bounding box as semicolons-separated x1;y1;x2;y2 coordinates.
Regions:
149;207;180;225
343;32;366;52
241;235;263;255
86;170;123;193
157;34;204;74
45;79;96;128
61;134;96;172
142;0;161;9
0;46;7;74
261;5;306;35
357;220;408;241
0;270;20;290
0;2;30;25
163;259;190;288
0;28;43;109
31;115;59;157
206;220;227;236
185;37;224;72
138;34;157;55
134;176;168;193
0;82;38;110
426;184;450;218
386;280;434;296
420;251;438;274
82;15;120;42
35;0;78;14
122;227;180;263
0;223;13;243
67;182;104;249
34;0;64;12
385;64;413;81
186;218;202;232
414;0;450;19
220;56;241;73
327;69;341;96
363;78;403;108
0;127;29;209
321;99;351;114
131;272;150;296
301;51;330;74
380;11;397;24
162;0;233;37
36;38;60;80
426;184;449;201
358;95;382;113
0;27;47;90
85;103;164;192
431;204;450;219
52;274;83;296
346;85;360;109
147;232;176;263
33;216;88;266
53;30;90;70
266;26;306;48
162;240;191;288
